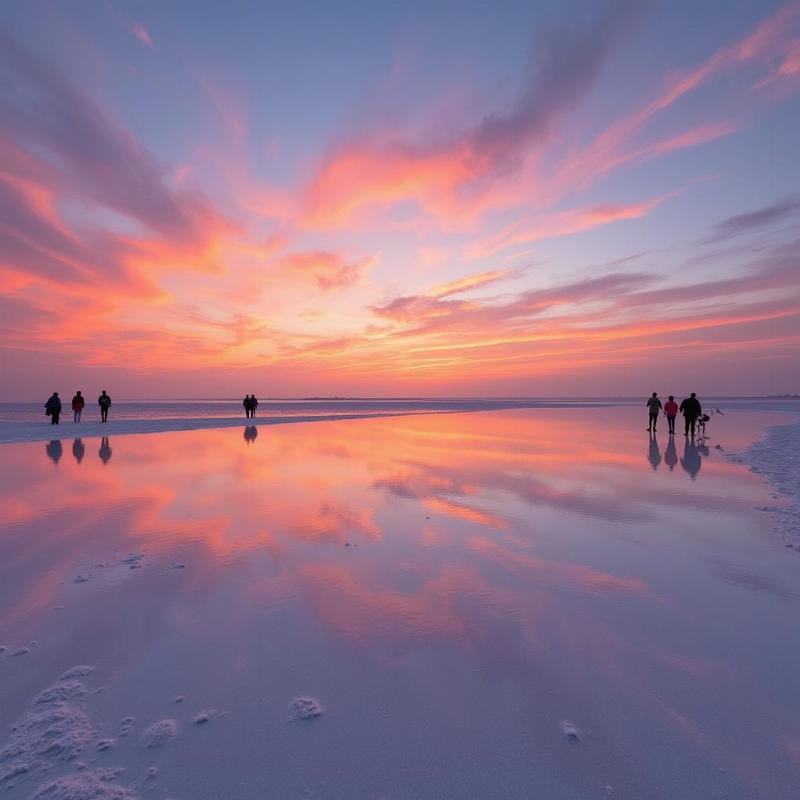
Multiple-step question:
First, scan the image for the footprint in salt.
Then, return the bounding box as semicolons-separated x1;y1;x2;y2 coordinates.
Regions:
96;738;115;752
192;710;214;725
560;720;580;740
141;719;177;748
118;717;135;737
288;697;323;721
73;575;90;584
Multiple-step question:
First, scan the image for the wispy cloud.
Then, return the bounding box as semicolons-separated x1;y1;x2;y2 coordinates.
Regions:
301;0;642;229
704;195;800;242
470;192;679;259
276;251;375;291
129;21;154;49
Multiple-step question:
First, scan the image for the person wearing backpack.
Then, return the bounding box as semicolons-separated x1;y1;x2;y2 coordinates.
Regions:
44;392;62;425
645;392;662;432
72;391;85;423
98;390;112;423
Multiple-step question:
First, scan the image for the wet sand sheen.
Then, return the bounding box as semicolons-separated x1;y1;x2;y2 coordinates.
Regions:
1;407;799;799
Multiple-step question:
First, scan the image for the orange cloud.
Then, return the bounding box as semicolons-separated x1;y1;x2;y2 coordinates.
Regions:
424;268;516;298
276;250;375;290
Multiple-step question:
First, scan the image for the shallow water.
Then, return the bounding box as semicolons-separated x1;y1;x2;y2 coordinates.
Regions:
1;408;799;799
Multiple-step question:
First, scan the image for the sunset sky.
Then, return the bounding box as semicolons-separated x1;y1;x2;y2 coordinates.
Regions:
1;0;799;398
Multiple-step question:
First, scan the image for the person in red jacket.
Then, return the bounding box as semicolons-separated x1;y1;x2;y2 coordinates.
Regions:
663;395;679;435
71;391;85;423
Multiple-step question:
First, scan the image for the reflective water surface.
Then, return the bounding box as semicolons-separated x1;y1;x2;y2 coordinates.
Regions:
1;408;799;799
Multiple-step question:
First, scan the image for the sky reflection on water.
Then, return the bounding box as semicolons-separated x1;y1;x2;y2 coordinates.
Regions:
1;408;799;799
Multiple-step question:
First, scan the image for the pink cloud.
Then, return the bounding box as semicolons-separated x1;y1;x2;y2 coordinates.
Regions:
470;191;678;259
129;22;154;48
300;2;640;229
276;250;375;290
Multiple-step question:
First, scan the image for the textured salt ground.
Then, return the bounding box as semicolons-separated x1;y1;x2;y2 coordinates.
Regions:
0;666;137;799
65;552;191;587
727;415;800;548
0;665;232;798
0;666;311;798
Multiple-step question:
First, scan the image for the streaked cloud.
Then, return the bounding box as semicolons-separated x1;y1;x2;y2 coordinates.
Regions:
129;21;154;49
704;196;800;242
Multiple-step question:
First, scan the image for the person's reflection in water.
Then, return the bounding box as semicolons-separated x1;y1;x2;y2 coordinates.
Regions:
72;438;85;464
98;436;112;465
46;439;63;465
680;437;702;480
243;425;258;444
664;435;678;472
647;431;661;470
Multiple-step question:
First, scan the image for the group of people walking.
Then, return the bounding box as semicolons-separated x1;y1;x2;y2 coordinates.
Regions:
242;395;259;418
646;392;704;436
44;390;112;425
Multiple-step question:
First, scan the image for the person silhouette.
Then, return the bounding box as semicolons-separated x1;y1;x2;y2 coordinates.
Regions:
244;425;258;443
680;437;702;480
664;436;678;472
71;391;85;423
98;436;112;464
679;392;702;437
44;392;62;425
98;390;112;423
46;439;63;465
647;431;661;470
242;395;251;418
72;438;85;464
663;395;678;435
646;392;662;432
249;395;259;418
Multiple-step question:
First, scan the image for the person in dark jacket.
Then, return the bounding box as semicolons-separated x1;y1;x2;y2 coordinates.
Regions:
249;395;259;417
679;392;702;437
242;395;251;418
72;391;85;423
98;390;112;423
646;392;662;431
45;392;62;425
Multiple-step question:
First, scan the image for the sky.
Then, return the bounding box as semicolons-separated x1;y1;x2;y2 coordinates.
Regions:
1;0;799;399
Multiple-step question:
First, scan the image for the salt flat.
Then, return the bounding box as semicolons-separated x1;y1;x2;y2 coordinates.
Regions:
1;406;799;799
